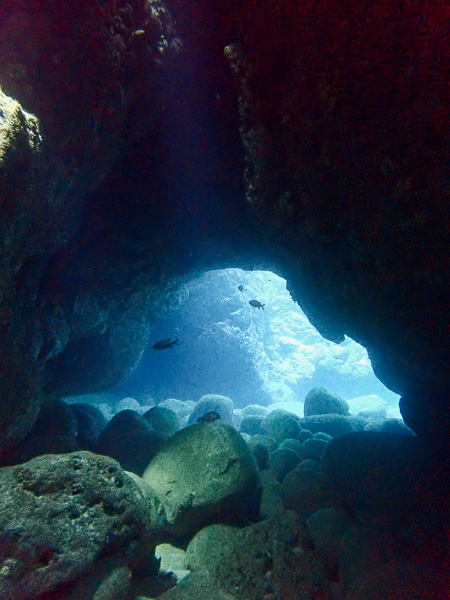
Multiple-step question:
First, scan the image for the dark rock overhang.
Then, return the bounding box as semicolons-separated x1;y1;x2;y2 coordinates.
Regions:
0;0;448;449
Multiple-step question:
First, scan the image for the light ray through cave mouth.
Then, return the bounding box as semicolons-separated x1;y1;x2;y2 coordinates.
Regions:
106;268;401;417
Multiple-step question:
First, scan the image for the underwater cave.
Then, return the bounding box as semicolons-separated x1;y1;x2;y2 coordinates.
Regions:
0;0;448;599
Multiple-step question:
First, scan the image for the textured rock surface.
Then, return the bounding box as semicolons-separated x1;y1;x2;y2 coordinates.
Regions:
218;0;449;401
0;0;448;454
304;387;350;417
143;423;261;541
0;452;156;599
185;512;331;599
261;409;301;442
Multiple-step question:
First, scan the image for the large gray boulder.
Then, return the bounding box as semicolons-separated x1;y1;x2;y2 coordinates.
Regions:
0;452;163;600
142;423;261;541
304;387;350;417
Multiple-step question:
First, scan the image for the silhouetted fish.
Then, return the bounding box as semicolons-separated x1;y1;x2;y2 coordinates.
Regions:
249;299;265;310
238;285;244;292
197;411;221;423
152;337;179;350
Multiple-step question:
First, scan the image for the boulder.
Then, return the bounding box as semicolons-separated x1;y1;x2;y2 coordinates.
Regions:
0;452;155;600
261;409;301;442
268;448;300;482
143;423;261;541
28;398;78;440
297;459;321;472
259;470;285;518
240;404;270;417
70;403;108;451
298;415;360;438
187;394;234;427
240;414;264;436
116;397;142;413
248;434;278;453
143;406;180;440
304;387;350;417
378;418;414;435
185;512;330;599
248;442;269;470
3;434;80;467
279;438;305;459
159;398;196;420
97;410;164;475
281;467;333;520
302;438;329;461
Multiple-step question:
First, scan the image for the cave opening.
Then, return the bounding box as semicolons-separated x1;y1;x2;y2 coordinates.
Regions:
73;268;401;422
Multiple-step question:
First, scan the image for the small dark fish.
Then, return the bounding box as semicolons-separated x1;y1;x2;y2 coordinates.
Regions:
249;299;265;310
197;411;221;423
152;337;179;350
238;284;244;292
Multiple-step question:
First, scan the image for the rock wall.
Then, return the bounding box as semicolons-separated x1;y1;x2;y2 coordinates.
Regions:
0;0;448;449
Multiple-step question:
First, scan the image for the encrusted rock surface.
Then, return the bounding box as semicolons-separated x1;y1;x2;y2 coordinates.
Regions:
0;451;163;599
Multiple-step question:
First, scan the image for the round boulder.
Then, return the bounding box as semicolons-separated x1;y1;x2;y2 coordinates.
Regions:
70;403;108;451
302;438;329;461
261;409;301;443
143;406;180;440
281;466;333;520
187;394;234;426
97;410;164;476
304;387;349;417
29;398;78;439
240;415;264;436
269;449;300;482
143;423;261;541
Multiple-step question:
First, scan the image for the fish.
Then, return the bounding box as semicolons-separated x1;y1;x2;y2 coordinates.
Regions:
152;337;179;350
197;411;221;423
249;299;265;310
132;29;145;36
238;284;244;292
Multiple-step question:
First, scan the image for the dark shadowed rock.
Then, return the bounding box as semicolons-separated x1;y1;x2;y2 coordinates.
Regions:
185;512;330;599
337;525;445;600
248;442;269;471
322;432;448;548
304;387;349;417
97;410;165;475
307;508;354;579
269;448;300;482
281;467;333;520
27;398;78;440
302;437;329;461
279;438;305;459
70;403;108;451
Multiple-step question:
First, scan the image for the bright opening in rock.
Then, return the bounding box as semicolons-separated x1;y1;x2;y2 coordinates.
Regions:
98;268;401;419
